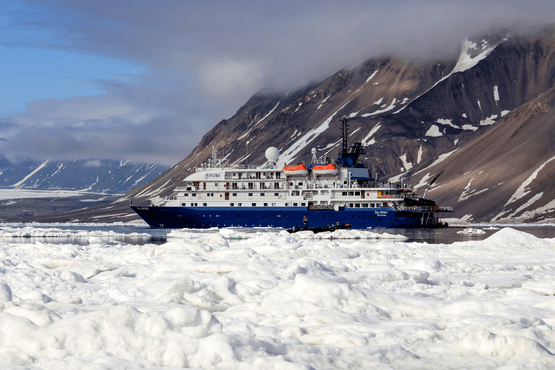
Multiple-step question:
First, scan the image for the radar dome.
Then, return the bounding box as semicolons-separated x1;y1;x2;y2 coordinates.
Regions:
265;147;280;161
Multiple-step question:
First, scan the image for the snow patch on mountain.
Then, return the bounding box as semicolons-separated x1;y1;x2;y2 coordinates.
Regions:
494;85;500;104
505;155;555;206
399;154;413;172
278;101;350;166
12;161;49;188
480;114;498;126
452;39;497;74
458;178;490;202
437;119;460;129
362;123;381;146
366;69;379;83
425;125;442;137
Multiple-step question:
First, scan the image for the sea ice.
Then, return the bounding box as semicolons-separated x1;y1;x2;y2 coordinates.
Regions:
0;226;554;369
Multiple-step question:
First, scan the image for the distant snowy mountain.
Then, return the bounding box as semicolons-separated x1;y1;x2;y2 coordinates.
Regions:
0;158;168;194
25;25;555;224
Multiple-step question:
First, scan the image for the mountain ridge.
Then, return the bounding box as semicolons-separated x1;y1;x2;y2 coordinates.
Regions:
19;25;555;224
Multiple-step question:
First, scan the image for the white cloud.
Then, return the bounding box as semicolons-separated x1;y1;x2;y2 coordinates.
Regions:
200;59;266;97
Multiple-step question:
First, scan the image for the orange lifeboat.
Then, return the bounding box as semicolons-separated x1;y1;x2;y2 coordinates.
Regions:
312;163;337;175
283;164;308;176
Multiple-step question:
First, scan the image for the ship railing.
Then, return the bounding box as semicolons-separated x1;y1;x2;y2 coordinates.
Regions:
397;205;453;212
194;164;262;172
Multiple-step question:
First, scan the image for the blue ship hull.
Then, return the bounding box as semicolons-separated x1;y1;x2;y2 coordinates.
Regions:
131;205;440;229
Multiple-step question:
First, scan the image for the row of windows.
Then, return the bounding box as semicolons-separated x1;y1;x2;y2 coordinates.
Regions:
182;202;388;208
183;191;393;198
231;172;282;179
183;192;281;197
182;202;308;207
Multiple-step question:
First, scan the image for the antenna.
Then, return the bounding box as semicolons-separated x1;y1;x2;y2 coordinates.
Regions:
340;118;349;154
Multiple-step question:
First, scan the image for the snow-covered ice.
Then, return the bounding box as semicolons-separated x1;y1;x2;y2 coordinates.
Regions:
1;226;555;369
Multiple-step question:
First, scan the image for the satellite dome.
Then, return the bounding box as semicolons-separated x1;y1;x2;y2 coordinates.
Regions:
311;148;317;154
265;147;280;161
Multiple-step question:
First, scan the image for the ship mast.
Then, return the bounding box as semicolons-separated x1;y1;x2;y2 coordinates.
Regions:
337;118;365;167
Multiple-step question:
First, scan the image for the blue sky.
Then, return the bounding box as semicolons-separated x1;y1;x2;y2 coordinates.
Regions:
0;0;554;165
0;47;146;115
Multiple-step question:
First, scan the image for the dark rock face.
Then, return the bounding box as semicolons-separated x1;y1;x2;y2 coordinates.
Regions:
30;26;555;223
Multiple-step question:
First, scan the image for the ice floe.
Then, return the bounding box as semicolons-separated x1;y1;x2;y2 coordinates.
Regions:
0;226;554;369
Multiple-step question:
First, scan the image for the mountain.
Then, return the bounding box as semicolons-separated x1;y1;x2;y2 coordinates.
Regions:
22;25;555;224
0;158;168;194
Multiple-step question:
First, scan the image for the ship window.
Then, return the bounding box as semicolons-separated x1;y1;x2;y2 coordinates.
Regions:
290;182;294;186
203;203;207;206
195;203;198;206
342;192;347;196
184;193;188;197
233;193;237;196
355;203;360;208
274;193;278;196
192;193;196;196
252;203;256;206
293;203;298;206
214;183;218;186
362;203;368;208
248;182;254;189
298;182;302;186
301;203;306;206
355;191;360;196
260;193;265;196
238;203;242;206
191;203;194;206
349;192;354;196
264;203;268;206
249;193;253;196
349;203;354;207
182;203;186;206
285;203;289;206
230;203;234;206
284;215;290;217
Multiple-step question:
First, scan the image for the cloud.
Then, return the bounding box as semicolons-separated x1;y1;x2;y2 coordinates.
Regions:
199;59;267;97
2;0;554;165
1;93;202;165
84;159;102;167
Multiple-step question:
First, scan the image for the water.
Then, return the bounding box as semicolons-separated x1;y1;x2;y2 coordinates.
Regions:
2;224;555;245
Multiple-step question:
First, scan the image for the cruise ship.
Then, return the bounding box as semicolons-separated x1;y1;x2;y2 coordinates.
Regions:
131;120;452;229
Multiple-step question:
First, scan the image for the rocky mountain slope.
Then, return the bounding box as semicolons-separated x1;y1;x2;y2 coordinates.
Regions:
26;26;555;224
0;158;168;194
